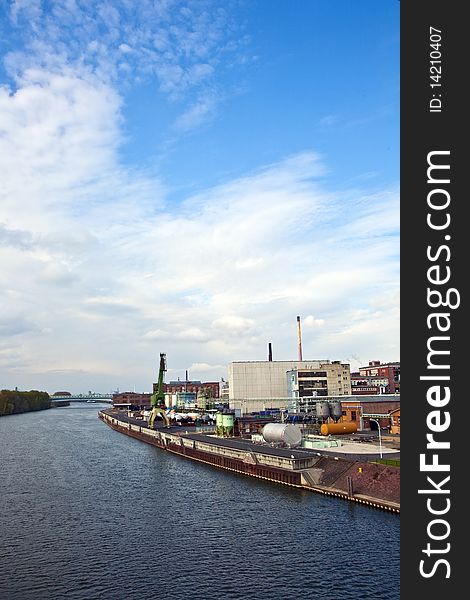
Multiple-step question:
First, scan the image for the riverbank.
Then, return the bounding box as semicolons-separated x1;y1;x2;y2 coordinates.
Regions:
0;390;50;417
99;409;400;513
50;400;71;407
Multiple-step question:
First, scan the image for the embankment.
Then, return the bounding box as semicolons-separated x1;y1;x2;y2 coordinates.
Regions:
0;390;51;417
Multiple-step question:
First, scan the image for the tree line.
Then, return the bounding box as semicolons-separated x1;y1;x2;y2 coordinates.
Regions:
0;390;51;416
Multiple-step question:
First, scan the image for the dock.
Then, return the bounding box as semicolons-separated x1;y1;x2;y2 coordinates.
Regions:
99;409;399;513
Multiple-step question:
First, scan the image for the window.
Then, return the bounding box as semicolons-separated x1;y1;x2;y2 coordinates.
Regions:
299;371;327;378
351;411;357;421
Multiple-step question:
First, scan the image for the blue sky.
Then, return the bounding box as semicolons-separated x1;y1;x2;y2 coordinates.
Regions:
120;1;399;197
0;1;399;394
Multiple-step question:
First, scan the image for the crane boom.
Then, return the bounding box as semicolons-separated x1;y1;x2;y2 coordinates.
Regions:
148;353;170;428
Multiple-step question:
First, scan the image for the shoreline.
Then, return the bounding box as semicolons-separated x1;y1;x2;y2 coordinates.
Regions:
99;409;400;514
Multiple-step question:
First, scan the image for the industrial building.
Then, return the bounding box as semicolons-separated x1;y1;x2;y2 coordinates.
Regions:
285;394;400;431
287;364;351;399
220;378;230;402
228;360;351;414
112;392;151;410
357;361;400;394
164;391;197;409
167;380;220;397
154;380;220;398
389;408;400;435
340;396;401;431
350;374;389;395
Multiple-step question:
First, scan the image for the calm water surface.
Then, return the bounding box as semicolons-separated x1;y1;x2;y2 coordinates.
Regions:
0;404;400;600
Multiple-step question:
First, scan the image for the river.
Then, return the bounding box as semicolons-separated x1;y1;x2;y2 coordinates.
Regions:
0;403;400;599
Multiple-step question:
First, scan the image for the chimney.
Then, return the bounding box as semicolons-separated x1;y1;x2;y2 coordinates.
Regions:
297;316;303;361
268;342;273;362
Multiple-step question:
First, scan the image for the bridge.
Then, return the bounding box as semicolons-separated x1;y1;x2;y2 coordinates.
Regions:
51;393;113;403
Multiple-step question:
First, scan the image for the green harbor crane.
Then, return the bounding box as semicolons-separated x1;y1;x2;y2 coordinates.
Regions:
148;353;170;428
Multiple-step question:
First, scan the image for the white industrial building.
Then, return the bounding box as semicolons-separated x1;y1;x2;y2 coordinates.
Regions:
228;360;351;414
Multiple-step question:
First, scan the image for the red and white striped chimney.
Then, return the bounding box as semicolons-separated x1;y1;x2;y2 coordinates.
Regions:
297;316;303;361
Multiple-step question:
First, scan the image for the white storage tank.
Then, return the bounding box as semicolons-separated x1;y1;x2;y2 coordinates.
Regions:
262;423;302;448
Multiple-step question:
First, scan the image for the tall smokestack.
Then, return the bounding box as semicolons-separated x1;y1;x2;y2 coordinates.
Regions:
297;316;303;361
268;342;273;362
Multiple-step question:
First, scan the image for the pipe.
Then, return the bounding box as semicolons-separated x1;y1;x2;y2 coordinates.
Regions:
297;316;303;361
268;342;273;362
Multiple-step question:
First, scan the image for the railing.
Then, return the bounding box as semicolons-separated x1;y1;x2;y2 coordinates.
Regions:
194;425;217;434
51;393;113;401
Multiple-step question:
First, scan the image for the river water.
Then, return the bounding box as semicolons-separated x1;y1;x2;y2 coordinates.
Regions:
0;404;400;600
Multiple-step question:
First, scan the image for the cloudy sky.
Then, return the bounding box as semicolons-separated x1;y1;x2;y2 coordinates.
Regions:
0;0;399;394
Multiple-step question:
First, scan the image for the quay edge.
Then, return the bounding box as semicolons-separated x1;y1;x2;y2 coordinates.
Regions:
99;409;399;514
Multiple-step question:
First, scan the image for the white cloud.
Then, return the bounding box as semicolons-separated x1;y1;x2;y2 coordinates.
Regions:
4;0;245;131
187;362;225;373
0;69;123;230
0;3;399;393
212;316;256;334
173;92;218;132
0;137;399;391
174;327;212;343
302;315;325;328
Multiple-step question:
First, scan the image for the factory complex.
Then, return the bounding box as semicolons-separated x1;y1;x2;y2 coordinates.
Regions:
100;327;400;513
99;407;400;513
107;317;399;430
111;358;400;435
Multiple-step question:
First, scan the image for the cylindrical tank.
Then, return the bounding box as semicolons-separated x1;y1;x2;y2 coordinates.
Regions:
320;422;357;436
328;400;343;422
315;401;330;419
262;423;302;447
222;413;234;436
216;412;224;436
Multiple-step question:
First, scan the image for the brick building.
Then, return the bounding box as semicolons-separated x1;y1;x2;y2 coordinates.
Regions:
112;392;151;409
341;395;400;431
157;380;220;398
350;374;389;395
390;408;400;435
357;361;400;394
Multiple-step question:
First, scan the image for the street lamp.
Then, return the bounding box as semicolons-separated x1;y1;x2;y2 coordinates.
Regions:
369;418;383;459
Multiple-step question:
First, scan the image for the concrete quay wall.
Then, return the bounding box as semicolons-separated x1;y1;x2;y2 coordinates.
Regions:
99;411;399;513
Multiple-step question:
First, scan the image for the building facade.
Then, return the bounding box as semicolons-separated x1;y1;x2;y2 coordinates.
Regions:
390;408;400;435
357;361;400;394
220;379;229;403
287;364;351;399
350;374;389;395
164;391;197;409
341;396;401;431
228;360;351;414
155;380;220;398
112;392;151;409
